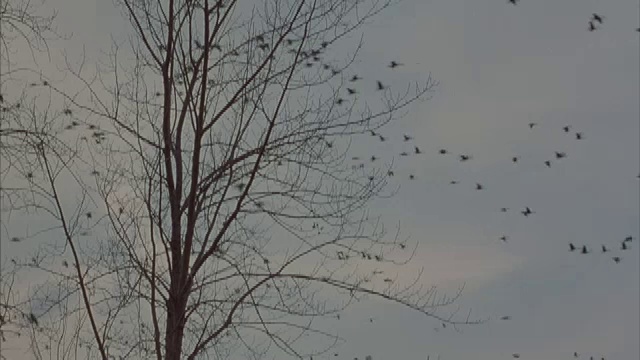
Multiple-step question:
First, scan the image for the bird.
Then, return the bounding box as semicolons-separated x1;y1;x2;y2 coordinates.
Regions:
459;154;471;162
602;245;608;253
10;237;21;242
414;146;422;154
581;245;589;254
589;21;597;32
409;174;415;180
86;212;92;219
621;242;628;250
521;207;533;216
376;81;386;90
544;160;552;168
623;236;633;243
336;98;345;105
554;151;566;159
439;149;448;154
563;125;571;133
346;88;356;95
569;243;576;252
512;354;520;359
389;61;403;68
528;122;537;129
400;152;409;156
403;134;412;141
371;156;377;162
449;180;458;185
387;170;394;177
379;135;386;142
592;13;603;24
575;132;583;140
500;207;508;212
574;352;579;358
613;256;621;263
350;75;361;82
500;315;511;320
508;0;518;5
500;236;509;242
512;157;518;163
476;183;483;190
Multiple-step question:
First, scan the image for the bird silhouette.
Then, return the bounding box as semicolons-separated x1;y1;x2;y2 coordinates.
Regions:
459;154;471;162
613;256;621;263
500;236;509;242
347;88;357;95
389;61;403;68
501;315;511;320
575;132;583;140
592;13;603;24
376;81;386;90
621;242;628;250
555;151;566;159
336;98;345;105
476;183;483;190
409;174;415;180
544;160;552;168
581;245;589;254
508;0;518;5
350;75;361;82
450;180;458;185
574;352;579;358
623;236;633;243
439;149;448;154
521;207;533;216
602;245;608;253
403;134;412;141
512;354;520;359
379;135;386;142
512;157;518;163
528;122;537;129
400;152;409;156
589;21;597;32
563;125;571;133
569;243;576;251
500;207;508;212
414;146;422;154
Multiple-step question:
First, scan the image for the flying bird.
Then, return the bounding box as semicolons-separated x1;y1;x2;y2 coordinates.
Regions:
403;134;412;141
500;315;511;320
589;21;597;32
500;236;509;242
346;88;356;95
569;243;576;252
544;160;552;168
554;151;566;159
621;241;628;250
563;125;571;133
500;207;508;212
476;183;483;190
613;256;621;263
350;75;361;82
512;157;518;163
376;81;386;90
400;152;409;156
439;149;448;154
414;146;422;154
459;154;471;162
508;0;518;5
592;13;603;24
575;132;583;140
602;245;608;253
521;207;533;216
389;61;403;68
528;122;537;129
581;245;589;254
623;236;633;243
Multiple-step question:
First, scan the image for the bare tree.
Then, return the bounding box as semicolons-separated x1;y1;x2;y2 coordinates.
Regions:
2;0;479;359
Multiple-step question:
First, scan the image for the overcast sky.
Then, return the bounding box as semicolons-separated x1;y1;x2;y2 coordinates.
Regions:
2;0;639;359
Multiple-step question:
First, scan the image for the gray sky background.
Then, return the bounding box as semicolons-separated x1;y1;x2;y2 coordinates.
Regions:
1;0;639;359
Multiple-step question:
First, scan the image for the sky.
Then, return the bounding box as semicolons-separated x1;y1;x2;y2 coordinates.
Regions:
1;0;639;359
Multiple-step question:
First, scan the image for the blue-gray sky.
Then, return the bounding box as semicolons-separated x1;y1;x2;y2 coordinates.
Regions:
2;0;638;359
